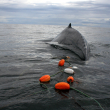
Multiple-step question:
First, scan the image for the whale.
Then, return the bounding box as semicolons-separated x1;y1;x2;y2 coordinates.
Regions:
49;23;90;60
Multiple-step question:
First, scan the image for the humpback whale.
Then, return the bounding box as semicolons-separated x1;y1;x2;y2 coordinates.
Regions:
50;23;90;60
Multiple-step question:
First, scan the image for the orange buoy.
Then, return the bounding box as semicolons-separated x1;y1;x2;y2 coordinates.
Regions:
55;82;70;90
67;76;74;83
39;75;50;82
58;59;65;66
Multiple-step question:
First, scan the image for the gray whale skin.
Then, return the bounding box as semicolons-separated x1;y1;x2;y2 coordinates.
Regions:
50;23;90;60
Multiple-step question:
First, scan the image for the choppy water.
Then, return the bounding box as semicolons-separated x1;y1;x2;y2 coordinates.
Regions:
0;24;110;110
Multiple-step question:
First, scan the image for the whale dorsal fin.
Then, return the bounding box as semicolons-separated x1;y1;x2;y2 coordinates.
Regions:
68;23;71;28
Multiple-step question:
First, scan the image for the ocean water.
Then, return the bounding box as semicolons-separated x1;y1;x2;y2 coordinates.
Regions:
0;24;110;110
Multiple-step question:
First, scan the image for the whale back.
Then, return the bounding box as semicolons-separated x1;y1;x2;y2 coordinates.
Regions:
51;23;90;60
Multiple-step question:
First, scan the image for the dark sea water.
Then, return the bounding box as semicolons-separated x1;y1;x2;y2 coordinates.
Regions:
0;24;110;110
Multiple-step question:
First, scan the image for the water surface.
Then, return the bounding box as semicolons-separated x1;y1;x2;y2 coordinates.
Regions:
0;24;110;110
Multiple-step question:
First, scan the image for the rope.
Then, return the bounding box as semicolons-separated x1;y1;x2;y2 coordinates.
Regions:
70;87;104;110
50;69;64;77
65;60;71;66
